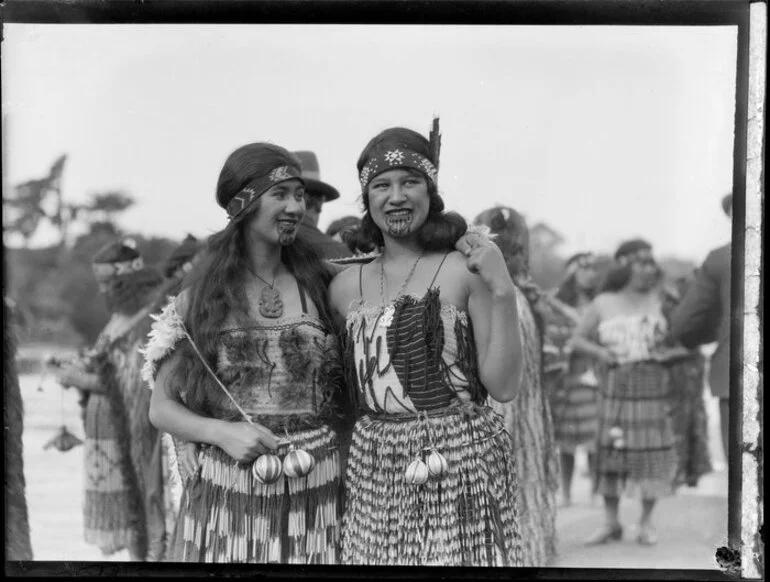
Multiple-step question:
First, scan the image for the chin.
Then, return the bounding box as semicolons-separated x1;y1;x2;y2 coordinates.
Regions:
278;233;297;246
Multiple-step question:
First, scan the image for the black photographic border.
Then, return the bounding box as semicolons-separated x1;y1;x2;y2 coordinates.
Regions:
1;0;763;579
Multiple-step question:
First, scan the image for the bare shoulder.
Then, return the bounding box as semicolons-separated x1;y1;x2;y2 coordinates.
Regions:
174;288;192;319
440;250;475;282
329;264;361;312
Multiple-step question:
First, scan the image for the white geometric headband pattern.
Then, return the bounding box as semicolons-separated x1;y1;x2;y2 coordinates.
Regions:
359;149;438;191
92;257;144;281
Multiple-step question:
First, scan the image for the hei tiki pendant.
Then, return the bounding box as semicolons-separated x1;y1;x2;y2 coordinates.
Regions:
259;286;283;318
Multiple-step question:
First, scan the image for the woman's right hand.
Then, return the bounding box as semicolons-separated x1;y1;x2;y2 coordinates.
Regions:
55;363;94;391
214;421;278;463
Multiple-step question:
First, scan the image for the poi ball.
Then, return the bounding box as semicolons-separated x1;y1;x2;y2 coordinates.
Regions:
405;459;429;485
283;448;316;479
252;454;283;484
614;439;626;450
609;426;624;440
426;450;448;478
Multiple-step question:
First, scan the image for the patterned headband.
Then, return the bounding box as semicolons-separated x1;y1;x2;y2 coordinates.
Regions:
92;257;145;282
565;254;596;278
226;165;304;220
359;148;438;191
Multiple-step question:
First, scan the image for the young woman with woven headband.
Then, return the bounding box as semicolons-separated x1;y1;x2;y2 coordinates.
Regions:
142;143;348;563
329;122;525;566
54;239;167;561
571;238;686;547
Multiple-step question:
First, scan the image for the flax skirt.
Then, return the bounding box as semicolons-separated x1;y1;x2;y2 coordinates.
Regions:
167;425;342;563
551;370;599;454
595;362;678;499
341;404;523;567
83;393;134;556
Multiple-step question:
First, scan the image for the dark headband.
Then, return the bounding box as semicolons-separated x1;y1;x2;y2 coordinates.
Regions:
226;165;304;220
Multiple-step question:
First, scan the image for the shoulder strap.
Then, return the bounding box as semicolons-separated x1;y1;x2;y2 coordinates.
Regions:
296;280;309;314
358;264;364;299
429;252;451;288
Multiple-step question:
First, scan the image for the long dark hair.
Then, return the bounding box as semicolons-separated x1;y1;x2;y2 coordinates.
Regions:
554;252;598;307
348;127;467;254
600;238;654;293
173;144;335;417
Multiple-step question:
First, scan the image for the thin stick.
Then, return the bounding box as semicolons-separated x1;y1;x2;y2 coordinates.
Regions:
179;323;291;445
180;323;254;424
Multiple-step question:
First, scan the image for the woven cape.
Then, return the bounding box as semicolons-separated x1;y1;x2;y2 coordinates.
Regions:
487;284;559;567
89;308;167;560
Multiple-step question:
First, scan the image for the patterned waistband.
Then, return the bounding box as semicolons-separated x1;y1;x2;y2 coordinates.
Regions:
362;400;490;424
241;413;336;434
608;359;665;369
198;424;340;463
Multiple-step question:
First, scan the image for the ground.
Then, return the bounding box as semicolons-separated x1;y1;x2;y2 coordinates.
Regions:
17;343;728;568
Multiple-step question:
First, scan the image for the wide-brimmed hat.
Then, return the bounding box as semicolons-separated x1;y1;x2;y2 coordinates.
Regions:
292;151;340;202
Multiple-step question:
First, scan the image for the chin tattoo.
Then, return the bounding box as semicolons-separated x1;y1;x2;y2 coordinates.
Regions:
385;216;414;237
277;223;298;245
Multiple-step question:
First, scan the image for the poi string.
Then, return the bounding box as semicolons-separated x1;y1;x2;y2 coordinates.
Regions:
179;323;289;445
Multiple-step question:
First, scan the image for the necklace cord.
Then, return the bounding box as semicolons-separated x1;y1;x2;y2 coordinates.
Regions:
379;251;425;305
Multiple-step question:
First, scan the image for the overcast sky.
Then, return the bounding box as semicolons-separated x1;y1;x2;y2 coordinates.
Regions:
2;24;737;263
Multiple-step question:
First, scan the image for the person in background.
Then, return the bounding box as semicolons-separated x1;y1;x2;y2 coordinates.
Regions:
473;204;560;567
293;151;354;260
669;193;732;462
55;239;166;560
4;294;34;560
147;234;204;558
572;239;684;547
544;252;601;506
661;276;713;488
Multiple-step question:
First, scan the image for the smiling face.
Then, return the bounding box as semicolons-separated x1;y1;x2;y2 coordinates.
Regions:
244;178;306;246
627;249;659;292
366;168;430;240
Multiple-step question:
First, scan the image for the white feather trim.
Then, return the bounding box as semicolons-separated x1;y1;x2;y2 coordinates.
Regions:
466;223;498;241
139;296;186;390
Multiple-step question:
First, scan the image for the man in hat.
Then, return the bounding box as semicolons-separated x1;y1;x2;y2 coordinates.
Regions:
669;193;733;462
292;151;353;260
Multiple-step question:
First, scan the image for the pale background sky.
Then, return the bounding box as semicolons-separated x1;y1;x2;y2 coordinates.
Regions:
2;24;737;264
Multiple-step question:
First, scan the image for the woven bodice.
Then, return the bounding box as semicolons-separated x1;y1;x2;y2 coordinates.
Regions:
211;314;342;423
597;311;668;364
344;288;486;415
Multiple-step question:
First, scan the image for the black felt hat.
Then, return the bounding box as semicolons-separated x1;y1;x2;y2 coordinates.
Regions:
292;151;340;202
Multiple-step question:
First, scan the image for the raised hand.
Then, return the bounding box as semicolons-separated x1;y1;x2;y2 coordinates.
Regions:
55;362;93;390
455;229;515;296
